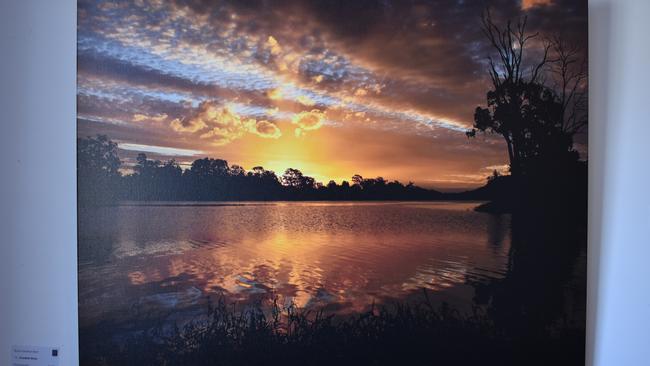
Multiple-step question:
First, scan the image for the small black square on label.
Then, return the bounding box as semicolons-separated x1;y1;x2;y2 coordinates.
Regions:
52;349;58;357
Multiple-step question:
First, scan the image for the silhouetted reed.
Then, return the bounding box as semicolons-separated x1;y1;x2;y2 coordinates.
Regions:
80;292;584;366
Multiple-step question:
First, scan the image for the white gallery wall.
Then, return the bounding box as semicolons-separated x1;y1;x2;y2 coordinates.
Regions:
0;1;78;366
588;0;650;365
0;1;648;365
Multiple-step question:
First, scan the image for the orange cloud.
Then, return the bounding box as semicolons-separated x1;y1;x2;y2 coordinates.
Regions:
296;95;316;106
265;36;282;56
354;88;368;97
267;88;284;101
133;113;168;122
252;120;282;139
197;106;251;144
170;116;207;133
292;109;325;137
171;101;281;145
521;0;553;10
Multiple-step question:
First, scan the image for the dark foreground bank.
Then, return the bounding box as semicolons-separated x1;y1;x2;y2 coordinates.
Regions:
80;294;584;366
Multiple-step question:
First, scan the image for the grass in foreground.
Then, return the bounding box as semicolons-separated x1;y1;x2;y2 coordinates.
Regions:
81;294;584;366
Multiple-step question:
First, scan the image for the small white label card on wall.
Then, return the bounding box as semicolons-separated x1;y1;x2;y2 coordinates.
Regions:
11;345;60;366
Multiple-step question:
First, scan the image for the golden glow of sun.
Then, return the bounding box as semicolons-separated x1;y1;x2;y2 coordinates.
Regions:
233;123;352;184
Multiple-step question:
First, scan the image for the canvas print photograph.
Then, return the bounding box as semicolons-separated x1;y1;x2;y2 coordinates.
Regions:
77;0;588;365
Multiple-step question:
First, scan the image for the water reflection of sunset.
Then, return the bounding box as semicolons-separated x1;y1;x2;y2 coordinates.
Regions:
78;202;511;326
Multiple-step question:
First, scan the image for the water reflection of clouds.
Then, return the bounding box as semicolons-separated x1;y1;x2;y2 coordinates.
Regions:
79;202;513;325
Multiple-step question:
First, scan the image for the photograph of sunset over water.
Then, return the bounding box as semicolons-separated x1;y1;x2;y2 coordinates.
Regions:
77;1;588;365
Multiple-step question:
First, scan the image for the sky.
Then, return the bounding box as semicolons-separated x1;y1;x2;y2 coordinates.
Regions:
77;0;587;190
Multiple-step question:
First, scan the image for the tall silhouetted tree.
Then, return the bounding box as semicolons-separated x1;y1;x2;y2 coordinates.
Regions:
281;168;315;190
77;135;122;205
78;134;121;178
351;174;364;187
188;158;230;177
134;153;161;179
467;10;586;177
230;164;245;177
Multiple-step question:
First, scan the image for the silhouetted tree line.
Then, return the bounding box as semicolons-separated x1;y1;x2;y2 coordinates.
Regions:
77;135;445;205
77;13;588;212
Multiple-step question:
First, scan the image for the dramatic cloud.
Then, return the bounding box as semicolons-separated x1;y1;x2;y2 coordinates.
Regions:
77;0;587;189
170;101;281;145
170;103;209;133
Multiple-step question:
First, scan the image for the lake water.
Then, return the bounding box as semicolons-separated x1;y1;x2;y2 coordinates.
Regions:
78;201;517;328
